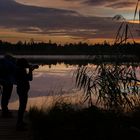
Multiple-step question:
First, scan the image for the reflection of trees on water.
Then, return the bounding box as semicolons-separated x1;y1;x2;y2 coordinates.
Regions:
27;56;140;67
28;59;89;66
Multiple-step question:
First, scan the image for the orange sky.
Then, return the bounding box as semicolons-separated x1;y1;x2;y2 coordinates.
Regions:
0;29;113;44
0;0;140;44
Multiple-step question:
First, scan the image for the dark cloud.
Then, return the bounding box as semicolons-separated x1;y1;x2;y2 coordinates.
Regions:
64;0;118;6
82;0;117;6
0;0;78;16
107;2;136;9
0;0;80;30
0;0;137;40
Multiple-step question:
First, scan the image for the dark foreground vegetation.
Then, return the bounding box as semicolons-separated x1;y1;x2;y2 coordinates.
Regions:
27;63;140;140
28;103;140;140
0;40;140;57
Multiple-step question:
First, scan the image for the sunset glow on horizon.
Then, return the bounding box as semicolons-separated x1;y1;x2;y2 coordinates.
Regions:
0;0;140;44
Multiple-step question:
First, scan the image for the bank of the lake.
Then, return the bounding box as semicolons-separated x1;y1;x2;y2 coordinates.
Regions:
28;103;140;140
0;55;139;65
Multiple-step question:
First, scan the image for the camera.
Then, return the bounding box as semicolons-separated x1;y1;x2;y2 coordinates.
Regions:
30;64;39;70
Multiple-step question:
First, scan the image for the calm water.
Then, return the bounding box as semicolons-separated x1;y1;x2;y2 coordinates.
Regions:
0;55;140;110
0;55;86;110
8;63;80;110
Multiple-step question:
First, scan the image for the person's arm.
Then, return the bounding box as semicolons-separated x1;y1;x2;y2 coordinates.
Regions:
28;68;33;81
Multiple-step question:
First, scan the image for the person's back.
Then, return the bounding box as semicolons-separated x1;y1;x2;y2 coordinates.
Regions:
0;54;17;117
0;59;5;83
1;55;16;83
0;58;10;83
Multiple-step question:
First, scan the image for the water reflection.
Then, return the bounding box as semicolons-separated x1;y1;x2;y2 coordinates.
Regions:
32;63;77;93
5;58;140;110
8;63;79;110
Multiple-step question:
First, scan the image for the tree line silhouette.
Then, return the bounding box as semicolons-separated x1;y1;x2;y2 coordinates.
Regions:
0;40;140;57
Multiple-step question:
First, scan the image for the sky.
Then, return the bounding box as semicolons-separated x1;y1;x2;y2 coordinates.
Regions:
0;0;139;44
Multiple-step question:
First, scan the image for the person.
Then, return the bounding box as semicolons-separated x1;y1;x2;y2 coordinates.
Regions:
16;58;34;130
0;54;17;117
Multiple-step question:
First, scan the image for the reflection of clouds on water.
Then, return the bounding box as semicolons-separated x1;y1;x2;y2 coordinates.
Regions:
30;73;75;94
34;63;76;77
9;91;83;111
136;67;140;80
33;72;44;78
8;63;140;110
30;64;76;98
34;70;73;77
8;64;77;106
6;63;81;110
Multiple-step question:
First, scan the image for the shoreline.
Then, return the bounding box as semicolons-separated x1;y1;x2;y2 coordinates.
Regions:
0;54;139;63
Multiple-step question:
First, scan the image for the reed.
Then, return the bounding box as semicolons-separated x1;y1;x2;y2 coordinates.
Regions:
113;15;135;45
75;64;140;111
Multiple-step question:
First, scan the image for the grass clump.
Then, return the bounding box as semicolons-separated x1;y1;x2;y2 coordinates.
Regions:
28;100;140;140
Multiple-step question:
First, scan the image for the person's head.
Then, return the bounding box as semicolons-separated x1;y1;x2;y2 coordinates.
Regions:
17;58;30;68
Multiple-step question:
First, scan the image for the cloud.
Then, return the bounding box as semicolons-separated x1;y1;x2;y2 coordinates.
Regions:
82;0;117;6
0;0;138;40
64;0;136;9
107;2;136;9
64;0;118;6
0;0;80;29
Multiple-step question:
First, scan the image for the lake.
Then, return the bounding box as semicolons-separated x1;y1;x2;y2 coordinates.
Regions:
0;55;140;110
8;62;81;110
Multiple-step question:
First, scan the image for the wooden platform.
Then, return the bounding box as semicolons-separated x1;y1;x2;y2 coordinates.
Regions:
0;110;31;140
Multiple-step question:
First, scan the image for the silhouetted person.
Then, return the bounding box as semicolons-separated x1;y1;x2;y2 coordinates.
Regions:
16;58;33;130
0;54;16;117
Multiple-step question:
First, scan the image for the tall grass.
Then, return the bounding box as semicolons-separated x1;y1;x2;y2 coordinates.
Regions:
77;1;140;111
28;96;140;140
75;64;140;111
113;15;135;45
113;0;140;45
133;0;140;25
